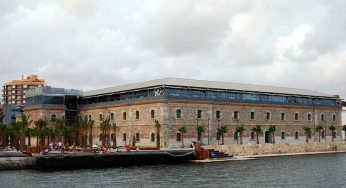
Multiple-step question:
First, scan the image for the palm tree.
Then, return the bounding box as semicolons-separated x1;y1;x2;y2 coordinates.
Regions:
111;122;117;148
80;116;90;148
25;128;34;147
252;125;263;144
329;125;336;142
0;123;7;147
154;119;161;148
235;125;245;145
100;116;112;147
18;114;32;151
196;126;205;143
315;125;323;142
217;126;228;145
342;125;346;142
88;118;94;148
54;116;67;143
303;126;311;143
178;125;187;148
268;125;277;144
35;119;47;146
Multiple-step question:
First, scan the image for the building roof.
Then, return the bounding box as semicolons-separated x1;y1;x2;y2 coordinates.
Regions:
84;78;335;98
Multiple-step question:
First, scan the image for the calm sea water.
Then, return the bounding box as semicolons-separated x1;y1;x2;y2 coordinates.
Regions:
1;153;345;188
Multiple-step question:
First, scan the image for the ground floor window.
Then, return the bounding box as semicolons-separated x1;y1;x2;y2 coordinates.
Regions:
136;133;140;142
332;132;336;138
176;133;181;142
281;132;285;139
321;131;325;139
250;132;255;140
234;132;238;140
295;132;299;139
308;131;312;139
123;133;126;142
151;133;155;142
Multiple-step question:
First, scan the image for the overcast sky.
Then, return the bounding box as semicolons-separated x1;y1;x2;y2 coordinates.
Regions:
0;0;345;99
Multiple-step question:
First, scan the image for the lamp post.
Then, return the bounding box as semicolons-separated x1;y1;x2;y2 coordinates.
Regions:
207;117;210;145
217;118;220;145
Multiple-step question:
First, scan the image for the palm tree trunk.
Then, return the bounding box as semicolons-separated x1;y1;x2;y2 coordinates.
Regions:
181;133;184;148
318;131;321;142
256;133;259;144
306;134;308;143
36;136;39;147
221;134;224;145
28;135;31;146
89;128;93;148
344;132;346;142
156;128;160;148
332;132;334;142
240;133;243;145
272;132;275;144
112;131;117;148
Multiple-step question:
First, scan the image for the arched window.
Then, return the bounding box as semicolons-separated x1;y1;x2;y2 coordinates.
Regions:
176;109;181;118
266;112;271;120
234;111;239;120
251;132;255;140
333;114;336;122
176;133;181;142
123;112;127;120
295;132;299;139
307;113;312;121
151;133;155;142
321;131;325;138
123;133;127;142
151;110;155;119
321;114;325;121
234;132;238;140
135;133;140;142
136;111;140;119
281;132;285;139
281;113;285;121
197;110;202;119
295;113;299;121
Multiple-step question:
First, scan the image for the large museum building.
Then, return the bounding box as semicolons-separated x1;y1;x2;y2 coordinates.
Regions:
24;78;342;147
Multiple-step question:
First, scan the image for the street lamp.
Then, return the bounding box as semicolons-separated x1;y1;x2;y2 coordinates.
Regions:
217;118;220;145
207;117;210;145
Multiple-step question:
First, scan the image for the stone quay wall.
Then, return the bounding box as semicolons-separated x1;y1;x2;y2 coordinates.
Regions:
207;142;346;156
0;157;36;170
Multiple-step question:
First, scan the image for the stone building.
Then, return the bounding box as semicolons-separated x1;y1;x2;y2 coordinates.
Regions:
24;78;342;147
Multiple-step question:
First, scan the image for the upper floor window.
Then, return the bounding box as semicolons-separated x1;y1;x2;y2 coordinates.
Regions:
266;112;271;120
333;114;336;122
99;113;103;121
110;112;114;121
307;113;312;121
294;113;299;121
151;110;155;119
197;110;202;119
250;111;255;120
216;110;220;119
176;109;181;118
320;114;325;121
281;113;285;121
136;111;140;119
233;111;239;120
123;112;127;120
50;114;56;121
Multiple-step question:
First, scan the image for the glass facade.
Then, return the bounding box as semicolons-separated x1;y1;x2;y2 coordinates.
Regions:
26;95;64;106
79;86;340;108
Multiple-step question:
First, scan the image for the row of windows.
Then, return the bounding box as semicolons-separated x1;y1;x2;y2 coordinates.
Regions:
93;110;157;121
175;109;337;122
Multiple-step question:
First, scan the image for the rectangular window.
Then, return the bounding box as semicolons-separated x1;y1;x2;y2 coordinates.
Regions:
295;132;299;139
110;112;114;121
123;133;126;142
197;110;202;119
216;110;220;119
151;133;155;142
281;113;285;120
250;111;255;120
333;114;336;121
136;133;140;142
251;132;255;140
151;110;155;119
176;109;181;118
320;114;324;121
136;111;139;119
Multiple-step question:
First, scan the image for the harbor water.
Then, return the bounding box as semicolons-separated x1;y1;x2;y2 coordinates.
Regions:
1;153;345;187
